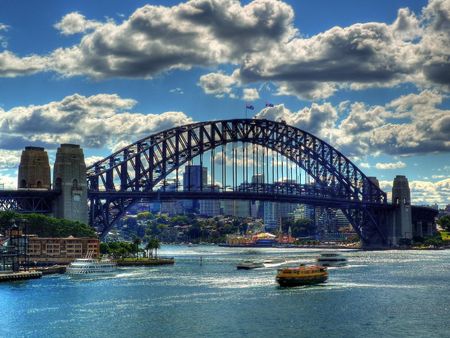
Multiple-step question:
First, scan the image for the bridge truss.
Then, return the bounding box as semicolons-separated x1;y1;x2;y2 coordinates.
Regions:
87;119;389;246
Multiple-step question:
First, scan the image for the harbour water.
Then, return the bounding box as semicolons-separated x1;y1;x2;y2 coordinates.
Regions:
1;246;450;338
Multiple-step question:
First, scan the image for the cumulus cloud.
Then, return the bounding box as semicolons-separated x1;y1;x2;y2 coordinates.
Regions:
198;71;239;98
253;90;450;156
255;102;338;138
242;88;259;101
0;0;448;98
0;150;21;170
0;51;48;77
379;177;450;206
204;0;450;99
48;0;294;79
85;156;106;166
375;161;407;170
0;93;193;151
54;12;102;35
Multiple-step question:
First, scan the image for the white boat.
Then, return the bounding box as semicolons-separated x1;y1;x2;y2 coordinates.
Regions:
66;251;117;275
262;258;286;267
236;260;264;270
316;252;347;267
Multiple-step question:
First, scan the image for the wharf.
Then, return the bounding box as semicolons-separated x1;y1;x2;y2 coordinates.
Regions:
116;257;175;266
0;271;42;282
32;265;66;275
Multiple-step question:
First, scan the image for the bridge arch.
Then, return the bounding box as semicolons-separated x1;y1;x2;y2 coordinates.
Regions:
87;119;388;244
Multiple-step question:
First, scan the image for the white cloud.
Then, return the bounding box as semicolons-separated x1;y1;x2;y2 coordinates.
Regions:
0;173;17;190
54;12;101;35
198;71;239;98
0;150;21;170
0;23;9;49
85;156;106;167
0;93;193;151
252;90;450;157
359;162;371;169
0;0;448;98
242;88;259;101
255;102;338;138
169;88;184;95
379;177;450;206
0;51;48;77
375;161;407;170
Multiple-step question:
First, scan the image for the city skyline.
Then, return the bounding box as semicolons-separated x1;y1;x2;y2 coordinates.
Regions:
0;0;449;206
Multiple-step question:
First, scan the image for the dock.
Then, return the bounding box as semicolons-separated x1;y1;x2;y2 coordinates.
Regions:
0;271;42;282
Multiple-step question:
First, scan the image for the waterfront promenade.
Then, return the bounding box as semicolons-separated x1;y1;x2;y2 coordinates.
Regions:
1;245;449;337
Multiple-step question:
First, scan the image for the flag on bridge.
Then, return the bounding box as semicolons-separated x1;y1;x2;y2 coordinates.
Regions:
246;104;255;110
265;102;274;107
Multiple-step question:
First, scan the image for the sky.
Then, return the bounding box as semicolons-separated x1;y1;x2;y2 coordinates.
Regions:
0;0;449;206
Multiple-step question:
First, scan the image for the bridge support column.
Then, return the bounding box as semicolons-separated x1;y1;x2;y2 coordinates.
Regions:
389;175;412;245
52;144;88;224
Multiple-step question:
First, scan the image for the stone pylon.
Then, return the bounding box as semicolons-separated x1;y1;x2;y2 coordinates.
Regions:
391;175;412;243
52;144;88;224
18;146;51;189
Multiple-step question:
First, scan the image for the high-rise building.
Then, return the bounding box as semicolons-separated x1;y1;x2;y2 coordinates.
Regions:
183;165;208;213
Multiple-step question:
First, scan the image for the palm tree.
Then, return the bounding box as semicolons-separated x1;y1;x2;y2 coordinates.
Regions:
132;237;141;258
145;238;161;258
151;238;161;258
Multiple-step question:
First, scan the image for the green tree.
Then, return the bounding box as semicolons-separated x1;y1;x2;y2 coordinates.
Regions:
132;237;142;258
438;215;450;231
145;238;161;258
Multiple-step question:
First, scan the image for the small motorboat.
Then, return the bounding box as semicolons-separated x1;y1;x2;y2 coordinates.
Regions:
262;258;286;267
316;252;347;267
276;264;328;287
236;260;264;270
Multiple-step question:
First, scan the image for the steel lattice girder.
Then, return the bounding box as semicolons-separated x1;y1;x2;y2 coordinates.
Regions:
0;190;58;213
86;119;388;241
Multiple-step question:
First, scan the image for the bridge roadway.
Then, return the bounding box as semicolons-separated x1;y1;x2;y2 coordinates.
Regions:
0;189;59;213
88;190;396;210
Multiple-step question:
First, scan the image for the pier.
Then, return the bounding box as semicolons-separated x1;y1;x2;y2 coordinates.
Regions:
0;270;42;282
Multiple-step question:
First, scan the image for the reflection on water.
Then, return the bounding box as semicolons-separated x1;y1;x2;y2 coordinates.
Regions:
1;245;450;338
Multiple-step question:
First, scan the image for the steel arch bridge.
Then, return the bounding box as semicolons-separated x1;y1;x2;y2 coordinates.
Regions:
87;119;389;246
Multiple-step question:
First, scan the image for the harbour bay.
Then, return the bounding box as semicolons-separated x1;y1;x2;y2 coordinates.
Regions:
1;246;450;338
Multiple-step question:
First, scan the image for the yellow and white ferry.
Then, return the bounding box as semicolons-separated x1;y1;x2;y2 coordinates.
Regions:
276;264;328;287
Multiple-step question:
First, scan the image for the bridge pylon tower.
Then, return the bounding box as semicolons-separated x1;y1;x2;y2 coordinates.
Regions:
18;146;51;189
52;144;88;224
390;175;412;244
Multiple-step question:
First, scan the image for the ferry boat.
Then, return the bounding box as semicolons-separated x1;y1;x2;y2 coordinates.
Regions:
236;260;264;270
316;252;347;267
66;252;117;275
276;265;328;287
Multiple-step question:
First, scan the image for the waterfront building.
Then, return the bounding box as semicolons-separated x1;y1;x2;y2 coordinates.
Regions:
27;236;100;264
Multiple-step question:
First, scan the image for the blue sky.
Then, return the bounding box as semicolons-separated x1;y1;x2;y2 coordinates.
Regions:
0;0;449;206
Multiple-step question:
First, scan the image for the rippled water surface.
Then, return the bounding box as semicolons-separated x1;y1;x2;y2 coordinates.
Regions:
1;246;450;338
